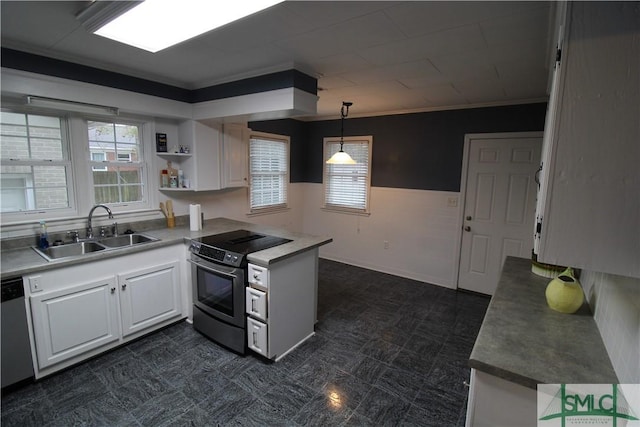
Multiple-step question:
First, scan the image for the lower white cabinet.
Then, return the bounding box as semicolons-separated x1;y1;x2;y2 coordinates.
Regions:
26;245;185;378
246;249;317;361
30;277;120;369
119;261;181;337
465;368;537;427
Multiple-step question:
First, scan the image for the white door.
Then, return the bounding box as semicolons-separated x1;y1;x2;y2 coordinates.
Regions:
458;134;542;295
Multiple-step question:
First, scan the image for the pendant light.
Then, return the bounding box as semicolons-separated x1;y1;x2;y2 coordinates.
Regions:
326;101;356;164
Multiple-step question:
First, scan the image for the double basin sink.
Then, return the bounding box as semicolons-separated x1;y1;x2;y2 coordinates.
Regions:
33;233;159;262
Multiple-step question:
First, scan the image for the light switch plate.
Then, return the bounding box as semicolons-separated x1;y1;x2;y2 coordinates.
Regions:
29;275;43;293
447;196;458;207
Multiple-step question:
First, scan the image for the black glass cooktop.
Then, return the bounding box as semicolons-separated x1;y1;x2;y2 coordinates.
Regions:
197;229;291;254
191;230;292;266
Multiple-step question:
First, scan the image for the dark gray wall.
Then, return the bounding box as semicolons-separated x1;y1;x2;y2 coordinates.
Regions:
250;102;547;191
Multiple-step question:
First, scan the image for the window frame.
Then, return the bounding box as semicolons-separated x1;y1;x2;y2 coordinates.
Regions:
323;135;373;216
0;109;77;221
87;118;147;209
248;131;290;215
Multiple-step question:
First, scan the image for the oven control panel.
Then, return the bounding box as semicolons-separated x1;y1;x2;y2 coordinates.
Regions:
189;241;244;267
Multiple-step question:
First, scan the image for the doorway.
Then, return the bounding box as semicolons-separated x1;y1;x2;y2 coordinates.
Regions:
457;132;542;295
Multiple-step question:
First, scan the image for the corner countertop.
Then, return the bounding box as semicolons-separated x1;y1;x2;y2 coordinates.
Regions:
469;256;618;390
0;217;332;279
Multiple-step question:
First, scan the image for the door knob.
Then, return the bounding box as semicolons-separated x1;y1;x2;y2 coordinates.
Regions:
122;283;127;290
466;216;472;221
464;226;471;232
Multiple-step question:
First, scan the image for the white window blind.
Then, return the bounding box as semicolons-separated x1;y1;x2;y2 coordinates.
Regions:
249;133;289;211
324;136;372;213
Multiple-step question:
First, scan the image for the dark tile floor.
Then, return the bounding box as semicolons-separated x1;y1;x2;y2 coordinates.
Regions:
1;259;489;426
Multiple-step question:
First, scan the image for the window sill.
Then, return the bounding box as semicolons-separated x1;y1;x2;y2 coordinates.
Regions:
246;206;290;217
321;207;370;217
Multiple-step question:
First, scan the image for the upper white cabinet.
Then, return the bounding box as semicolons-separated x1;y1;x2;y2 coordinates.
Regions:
221;123;249;188
535;2;640;278
175;120;222;191
158;120;248;191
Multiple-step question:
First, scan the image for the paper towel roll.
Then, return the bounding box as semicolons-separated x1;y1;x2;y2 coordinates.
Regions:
189;204;201;231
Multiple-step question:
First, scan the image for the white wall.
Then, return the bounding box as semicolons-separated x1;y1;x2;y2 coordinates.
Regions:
580;270;640;383
300;184;461;288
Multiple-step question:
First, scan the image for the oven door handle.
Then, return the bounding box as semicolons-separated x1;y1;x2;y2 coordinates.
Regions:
187;257;240;276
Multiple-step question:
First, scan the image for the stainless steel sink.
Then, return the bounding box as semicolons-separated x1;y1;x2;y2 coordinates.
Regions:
35;241;106;261
98;233;158;248
33;233;160;261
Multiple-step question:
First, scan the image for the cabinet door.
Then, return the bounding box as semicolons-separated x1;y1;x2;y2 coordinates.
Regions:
222;123;248;188
119;261;181;337
536;2;640;278
247;317;268;356
30;277;119;369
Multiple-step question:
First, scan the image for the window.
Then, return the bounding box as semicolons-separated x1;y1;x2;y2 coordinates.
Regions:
0;111;72;213
88;120;145;205
323;136;372;214
91;152;107;171
249;132;289;212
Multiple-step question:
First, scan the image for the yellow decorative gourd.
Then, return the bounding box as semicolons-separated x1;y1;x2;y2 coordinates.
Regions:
545;267;584;314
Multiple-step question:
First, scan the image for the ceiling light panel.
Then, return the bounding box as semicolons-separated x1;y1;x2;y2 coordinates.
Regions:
94;0;283;53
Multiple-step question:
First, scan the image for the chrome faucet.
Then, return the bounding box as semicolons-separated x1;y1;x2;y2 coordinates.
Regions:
87;204;113;239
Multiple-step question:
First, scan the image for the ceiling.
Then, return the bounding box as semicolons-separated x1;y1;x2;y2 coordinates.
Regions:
1;1;554;119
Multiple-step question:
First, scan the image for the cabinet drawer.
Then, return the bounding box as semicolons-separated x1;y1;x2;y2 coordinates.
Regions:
248;264;269;289
246;287;267;321
247;317;268;356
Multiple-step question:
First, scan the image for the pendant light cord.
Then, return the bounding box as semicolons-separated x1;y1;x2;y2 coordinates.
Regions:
340;101;352;150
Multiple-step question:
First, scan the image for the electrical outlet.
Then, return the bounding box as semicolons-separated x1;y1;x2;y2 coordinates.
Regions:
447;196;458;207
384;240;389;250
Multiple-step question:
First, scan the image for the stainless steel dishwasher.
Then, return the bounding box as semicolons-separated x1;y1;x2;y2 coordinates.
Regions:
1;276;34;389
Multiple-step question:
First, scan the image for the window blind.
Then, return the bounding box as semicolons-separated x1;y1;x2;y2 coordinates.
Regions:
324;137;371;212
249;136;288;210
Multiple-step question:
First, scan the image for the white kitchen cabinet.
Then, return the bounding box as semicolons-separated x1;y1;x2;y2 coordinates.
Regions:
221;123;248;188
119;261;181;337
534;2;640;278
172;120;222;191
246;249;317;361
465;369;537;427
157;120;248;192
30;277;120;370
25;245;186;378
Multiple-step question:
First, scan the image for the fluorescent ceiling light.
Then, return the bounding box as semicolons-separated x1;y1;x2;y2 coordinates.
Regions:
26;96;119;116
94;0;284;53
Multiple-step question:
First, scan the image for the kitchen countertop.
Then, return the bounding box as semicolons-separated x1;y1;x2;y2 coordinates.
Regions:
469;256;618;390
0;217;332;279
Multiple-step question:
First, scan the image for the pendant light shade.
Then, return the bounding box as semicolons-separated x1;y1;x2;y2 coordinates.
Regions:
326;101;356;164
326;150;356;164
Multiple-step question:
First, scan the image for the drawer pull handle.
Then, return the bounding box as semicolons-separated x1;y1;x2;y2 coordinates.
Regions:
111;287;116;294
253;332;258;347
251;299;256;313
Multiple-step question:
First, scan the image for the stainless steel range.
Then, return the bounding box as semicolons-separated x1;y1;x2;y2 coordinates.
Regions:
188;230;291;354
